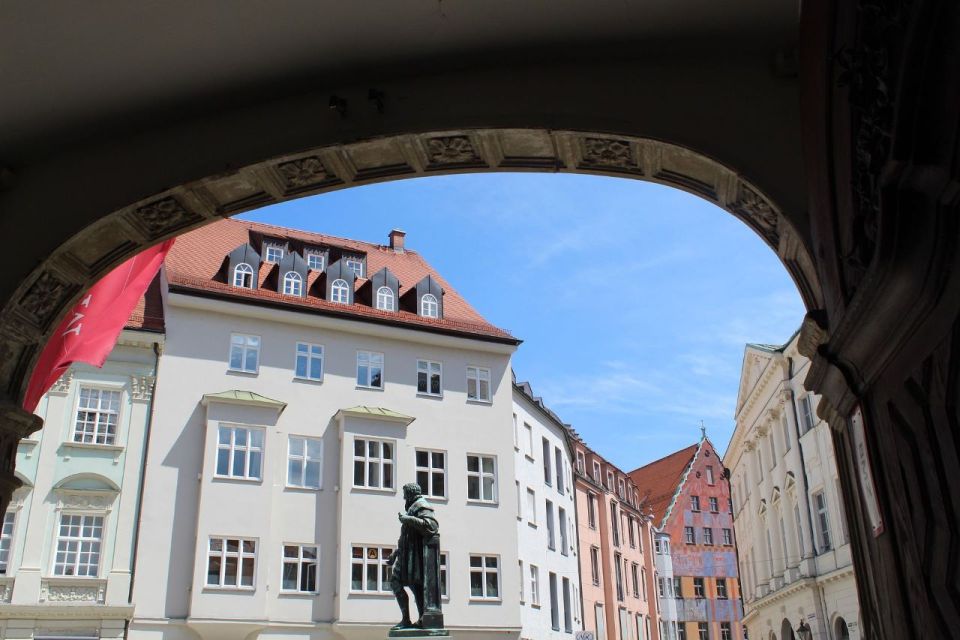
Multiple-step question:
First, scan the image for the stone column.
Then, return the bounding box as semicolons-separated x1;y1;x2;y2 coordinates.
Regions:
0;402;41;516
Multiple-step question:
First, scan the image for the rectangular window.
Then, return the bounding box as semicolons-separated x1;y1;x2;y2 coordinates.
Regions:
525;423;534;457
782;416;792;452
353;437;394;490
706;465;715;485
559;507;569;555
265;245;284;263
596;604;607;640
697;622;709;640
768;433;777;468
618;478;626;499
206;536;256;588
417;359;442;396
546;500;556;550
216;425;264;480
814;490;832;550
720;623;732;640
282;544;318;592
549;572;560;630
467;454;497;503
345;257;364;277
466;366;491;402
655;538;662;554
306;252;324;271
678;623;688;640
350;545;393;592
440;552;448;598
73;387;122;445
513;414;519;449
703;527;714;545
356;351;384;388
628;516;636;548
562;576;573;633
631;562;639;598
415;449;446;498
716;577;728;599
709;497;719;513
555;447;564;493
690;495;700;512
530;563;541;605
576;451;586;474
684;526;695;544
0;511;14;574
593;461;602;483
673;578;682;598
614;553;624;601
527;488;537;525
287;436;322;489
658;577;665;598
800;395;815;432
590;546;601;584
611;502;620;547
721;527;734;545
469;554;500;599
229;333;260;373
543;438;552;484
606;470;614;491
295;342;324;380
587;493;597;528
619;609;630;640
53;513;104;577
693;577;705;598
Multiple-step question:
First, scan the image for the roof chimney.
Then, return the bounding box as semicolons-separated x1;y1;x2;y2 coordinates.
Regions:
389;229;406;253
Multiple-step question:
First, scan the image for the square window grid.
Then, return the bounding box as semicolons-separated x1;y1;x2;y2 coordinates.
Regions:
0;511;14;574
416;449;446;498
350;545;394;592
469;554;500;599
207;537;256;588
357;351;384;388
353;438;394;490
54;514;103;577
282;544;318;592
295;343;324;380
307;253;324;270
74;387;122;445
417;360;442;396
530;564;540;604
287;436;322;489
265;245;284;263
467;455;497;502
216;425;264;480
345;258;364;278
466;366;491;402
229;334;260;372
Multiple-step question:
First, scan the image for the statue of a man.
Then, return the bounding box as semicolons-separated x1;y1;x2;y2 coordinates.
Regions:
389;483;444;632
796;619;813;640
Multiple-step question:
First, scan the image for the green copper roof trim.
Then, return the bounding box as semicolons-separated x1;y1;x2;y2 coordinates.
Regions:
202;390;288;413
337;406;416;425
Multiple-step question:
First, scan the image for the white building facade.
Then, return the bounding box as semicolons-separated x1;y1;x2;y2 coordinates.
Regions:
511;381;582;640
725;334;861;640
0;328;162;639
128;220;524;640
651;530;678;640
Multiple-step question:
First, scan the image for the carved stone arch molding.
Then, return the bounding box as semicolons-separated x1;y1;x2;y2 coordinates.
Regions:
0;129;822;405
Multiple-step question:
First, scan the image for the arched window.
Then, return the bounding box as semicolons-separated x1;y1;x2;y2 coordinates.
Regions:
376;286;395;311
331;279;349;304
421;293;439;318
283;271;303;296
233;263;254;288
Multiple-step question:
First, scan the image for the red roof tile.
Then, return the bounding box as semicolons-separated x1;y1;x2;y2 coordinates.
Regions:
628;443;700;526
125;273;165;332
163;219;517;343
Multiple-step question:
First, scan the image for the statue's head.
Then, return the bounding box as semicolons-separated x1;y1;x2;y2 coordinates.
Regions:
402;483;423;501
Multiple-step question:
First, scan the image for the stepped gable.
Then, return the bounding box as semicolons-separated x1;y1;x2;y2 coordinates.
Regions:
628;443;699;525
163;218;517;343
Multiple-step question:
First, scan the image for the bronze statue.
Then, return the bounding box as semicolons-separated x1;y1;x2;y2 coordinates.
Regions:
388;483;447;636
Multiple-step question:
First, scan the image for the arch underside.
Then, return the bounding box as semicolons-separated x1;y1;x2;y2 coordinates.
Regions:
0;129;821;403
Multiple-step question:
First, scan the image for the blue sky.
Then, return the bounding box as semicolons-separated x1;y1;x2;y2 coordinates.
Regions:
240;173;804;471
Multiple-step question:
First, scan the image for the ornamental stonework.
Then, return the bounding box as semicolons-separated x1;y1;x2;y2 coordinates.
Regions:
134;197;196;237
57;491;116;512
130;374;156;402
277;157;328;187
582;138;634;169
49;369;74;394
731;183;779;246
425;136;480;164
19;271;70;324
40;580;106;603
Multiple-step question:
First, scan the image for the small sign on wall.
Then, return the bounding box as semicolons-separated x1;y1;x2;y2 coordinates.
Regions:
576;631;595;640
850;405;884;536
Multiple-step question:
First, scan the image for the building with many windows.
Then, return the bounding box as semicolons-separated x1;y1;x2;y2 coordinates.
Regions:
725;334;860;640
0;287;164;639
651;529;678;640
630;437;742;640
512;379;582;640
573;439;654;640
128;220;523;640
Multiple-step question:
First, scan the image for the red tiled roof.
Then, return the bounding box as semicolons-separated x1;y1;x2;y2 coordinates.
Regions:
163;219;517;343
628;443;699;526
125;273;165;332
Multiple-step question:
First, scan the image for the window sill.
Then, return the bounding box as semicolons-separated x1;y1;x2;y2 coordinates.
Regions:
525;455;535;463
61;441;124;452
351;485;397;494
466;398;493;406
202;586;256;592
226;369;259;377
356;385;384;392
468;597;502;603
285;485;322;492
527;522;537;528
416;393;443;400
279;590;319;597
293;376;323;384
466;499;499;507
348;591;394;597
213;475;263;484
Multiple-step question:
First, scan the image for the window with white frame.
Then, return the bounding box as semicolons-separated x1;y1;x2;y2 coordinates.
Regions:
469;554;500;599
331;278;350;304
558;507;568;555
421;293;439;318
233;263;254;288
513;413;519;449
576;451;586;474
606;470;614;491
206;537;256;588
287;436;322;489
631;562;640;597
527;488;537;525
376;286;395;311
563;577;573;632
543;438;552;484
529;563;540;605
264;245;284;263
345;258;364;278
628;515;636;547
73;387;122;445
440;552;448;598
283;271;303;296
673;578;681;598
0;511;14;574
353;437;394;490
813;490;832;550
549;571;560;630
229;333;260;373
546;500;555;549
350;545;393;592
216;425;264;480
800;395;816;432
684;526;695;544
720;622;732;640
53;513;103;577
356;351;384;389
467;454;497;502
706;465;715;485
466;366;491;402
709;496;719;513
693;577;705;598
697;622;709;640
282;544;318;592
555;448;564;494
415;449;446;498
306;253;324;271
691;495;700;512
590;546;601;584
703;527;714;545
295;342;324;380
722;528;733;545
716;577;728;599
618;478;626;499
417;359;442;396
587;492;597;528
525;423;534;457
592;460;601;483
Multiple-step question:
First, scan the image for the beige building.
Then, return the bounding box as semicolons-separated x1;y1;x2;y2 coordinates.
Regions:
725;333;861;640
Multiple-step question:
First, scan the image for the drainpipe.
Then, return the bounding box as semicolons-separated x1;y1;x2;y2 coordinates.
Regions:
124;339;162;639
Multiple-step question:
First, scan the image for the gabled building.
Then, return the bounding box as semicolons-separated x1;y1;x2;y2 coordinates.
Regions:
630;437;742;640
129;219;523;640
725;334;860;640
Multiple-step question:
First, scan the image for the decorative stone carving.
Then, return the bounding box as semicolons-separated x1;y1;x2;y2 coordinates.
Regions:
797;312;828;359
0;402;42;517
582;137;634;169
57;490;116;512
40;579;106;603
19;271;70;324
731;183;779;246
134;197;196;237
130;374;156;402
277;157;328;187
0;579;11;603
49;369;74;394
425;136;480;164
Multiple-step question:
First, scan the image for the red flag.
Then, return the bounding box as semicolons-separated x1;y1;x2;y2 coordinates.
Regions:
23;240;174;412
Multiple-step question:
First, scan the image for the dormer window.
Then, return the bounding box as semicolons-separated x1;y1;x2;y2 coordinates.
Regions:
233;263;254;289
265;244;285;263
345;258;364;278
283;271;303;296
376;286;395;311
331;279;350;304
421;294;439;318
307;253;325;271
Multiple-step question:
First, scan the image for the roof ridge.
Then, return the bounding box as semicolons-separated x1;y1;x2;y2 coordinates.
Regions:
237;218;400;253
629;442;699;475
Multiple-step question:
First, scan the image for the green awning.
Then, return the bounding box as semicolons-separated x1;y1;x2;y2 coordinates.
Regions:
202;390;287;414
335;406;415;426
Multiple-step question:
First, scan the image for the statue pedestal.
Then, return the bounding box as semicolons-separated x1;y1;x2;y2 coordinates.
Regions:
387;628;450;638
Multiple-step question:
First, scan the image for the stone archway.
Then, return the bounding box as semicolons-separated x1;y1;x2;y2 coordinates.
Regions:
780;619;796;640
834;617;850;640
